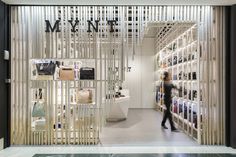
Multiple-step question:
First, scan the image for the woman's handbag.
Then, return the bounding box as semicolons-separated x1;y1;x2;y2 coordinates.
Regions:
36;61;56;76
59;67;75;80
32;102;45;117
80;67;95;80
34;119;46;130
76;89;93;104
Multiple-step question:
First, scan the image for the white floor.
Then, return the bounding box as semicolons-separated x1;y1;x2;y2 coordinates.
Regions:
1;109;235;157
0;146;236;157
100;109;197;146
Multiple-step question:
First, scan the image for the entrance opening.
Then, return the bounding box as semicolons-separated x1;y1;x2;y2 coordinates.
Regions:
100;22;199;146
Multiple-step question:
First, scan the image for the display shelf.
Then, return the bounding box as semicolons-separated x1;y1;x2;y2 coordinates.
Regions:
172;112;198;131
155;24;200;142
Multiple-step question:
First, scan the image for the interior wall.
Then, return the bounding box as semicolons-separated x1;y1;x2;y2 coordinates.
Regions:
123;38;155;108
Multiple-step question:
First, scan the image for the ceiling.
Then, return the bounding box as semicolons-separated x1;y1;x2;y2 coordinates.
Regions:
2;0;236;5
144;22;195;51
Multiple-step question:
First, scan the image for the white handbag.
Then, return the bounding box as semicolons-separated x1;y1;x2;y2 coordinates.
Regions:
34;119;46;131
76;89;93;104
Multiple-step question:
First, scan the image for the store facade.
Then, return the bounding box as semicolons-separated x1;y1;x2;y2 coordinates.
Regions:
0;0;236;149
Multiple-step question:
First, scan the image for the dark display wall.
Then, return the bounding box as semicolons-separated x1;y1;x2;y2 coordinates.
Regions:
0;0;10;148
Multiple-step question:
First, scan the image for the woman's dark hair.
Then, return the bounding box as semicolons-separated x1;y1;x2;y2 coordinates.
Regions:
163;71;169;81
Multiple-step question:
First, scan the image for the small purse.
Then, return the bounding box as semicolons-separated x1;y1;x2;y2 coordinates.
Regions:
35;119;46;130
192;72;197;80
59;67;75;80
173;56;177;65
76;89;93;104
32;102;45;117
80;67;95;80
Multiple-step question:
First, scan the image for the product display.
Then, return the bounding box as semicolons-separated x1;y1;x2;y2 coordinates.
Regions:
156;24;201;141
36;61;56;76
59;67;75;80
80;67;95;80
34;119;46;131
76;89;93;104
32;102;45;117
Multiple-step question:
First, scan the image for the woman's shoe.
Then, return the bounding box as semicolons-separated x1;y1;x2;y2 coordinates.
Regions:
161;124;168;129
171;128;179;132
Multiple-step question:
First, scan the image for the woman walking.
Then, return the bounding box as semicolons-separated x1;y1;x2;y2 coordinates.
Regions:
161;71;178;132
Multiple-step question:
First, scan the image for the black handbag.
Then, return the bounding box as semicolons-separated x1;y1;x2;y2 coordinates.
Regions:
179;86;183;97
178;56;183;63
188;54;192;61
193;90;197;99
193;72;197;80
173;56;177;65
80;67;95;80
36;61;56;75
188;72;191;80
179;71;187;80
188;90;192;100
184;55;188;62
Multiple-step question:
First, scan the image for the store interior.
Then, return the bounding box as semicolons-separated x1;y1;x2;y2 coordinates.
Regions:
99;22;199;146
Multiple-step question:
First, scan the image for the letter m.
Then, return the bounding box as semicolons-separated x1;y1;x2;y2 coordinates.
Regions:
45;20;61;32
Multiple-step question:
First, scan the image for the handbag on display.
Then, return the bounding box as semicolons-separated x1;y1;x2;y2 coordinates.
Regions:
59;67;75;80
179;86;183;97
34;119;46;131
173;56;177;65
173;99;178;113
178;56;183;63
76;89;93;104
188;72;192;80
193;90;197;99
36;61;56;76
188;91;192;100
32;102;45;117
184;88;188;98
193;72;197;80
183;104;188;119
80;67;95;80
184;55;188;62
188;54;192;61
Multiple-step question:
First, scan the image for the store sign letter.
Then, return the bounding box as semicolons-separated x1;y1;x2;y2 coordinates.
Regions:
45;20;61;32
107;20;117;32
87;20;99;33
45;19;117;33
68;19;80;32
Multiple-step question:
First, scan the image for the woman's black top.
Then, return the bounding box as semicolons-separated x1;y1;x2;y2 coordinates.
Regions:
164;82;175;105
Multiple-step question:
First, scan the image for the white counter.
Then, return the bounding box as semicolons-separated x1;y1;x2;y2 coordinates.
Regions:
105;96;130;122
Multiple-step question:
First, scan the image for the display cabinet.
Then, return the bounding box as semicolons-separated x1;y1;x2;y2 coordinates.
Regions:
154;23;202;141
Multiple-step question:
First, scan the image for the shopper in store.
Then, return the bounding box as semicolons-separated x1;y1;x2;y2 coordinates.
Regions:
161;71;178;132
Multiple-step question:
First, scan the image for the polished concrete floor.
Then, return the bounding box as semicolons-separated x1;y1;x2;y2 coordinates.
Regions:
33;154;236;157
1;146;236;157
2;109;236;157
100;109;197;146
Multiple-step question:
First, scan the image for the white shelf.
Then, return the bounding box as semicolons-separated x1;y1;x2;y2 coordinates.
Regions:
155;24;200;142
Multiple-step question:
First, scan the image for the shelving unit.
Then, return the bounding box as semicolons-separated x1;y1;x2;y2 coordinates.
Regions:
152;22;202;142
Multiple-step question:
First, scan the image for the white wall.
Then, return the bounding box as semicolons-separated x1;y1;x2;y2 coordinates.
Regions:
123;38;155;108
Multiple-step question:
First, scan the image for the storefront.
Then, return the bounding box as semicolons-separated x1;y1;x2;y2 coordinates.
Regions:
0;0;236;149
